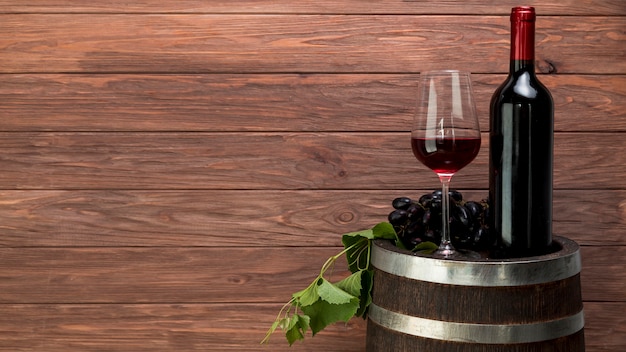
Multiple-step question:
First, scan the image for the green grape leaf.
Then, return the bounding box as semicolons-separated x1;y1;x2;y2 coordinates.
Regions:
263;222;394;345
371;221;397;240
317;278;355;305
334;270;373;318
334;271;363;297
342;228;375;243
284;314;311;346
413;241;438;254
342;222;399;273
301;297;360;335
292;278;322;307
373;221;406;249
356;269;373;318
341;229;373;273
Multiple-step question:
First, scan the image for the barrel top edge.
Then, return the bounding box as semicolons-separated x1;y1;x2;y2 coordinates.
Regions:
374;235;579;264
371;236;581;286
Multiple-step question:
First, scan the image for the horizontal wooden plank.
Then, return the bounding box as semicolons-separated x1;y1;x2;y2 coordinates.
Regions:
1;74;623;133
1;15;624;74
583;302;626;352
0;302;622;351
0;190;623;247
0;132;623;190
0;0;624;15
0;246;622;303
580;245;626;302
0;303;366;351
0;247;353;304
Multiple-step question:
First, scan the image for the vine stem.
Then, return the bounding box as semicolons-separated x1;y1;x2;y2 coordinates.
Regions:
319;237;370;276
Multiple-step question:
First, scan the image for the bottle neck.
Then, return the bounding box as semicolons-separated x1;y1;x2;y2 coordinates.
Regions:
510;60;535;74
509;7;536;74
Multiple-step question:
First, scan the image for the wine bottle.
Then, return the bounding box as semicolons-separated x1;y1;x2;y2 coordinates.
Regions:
489;6;554;257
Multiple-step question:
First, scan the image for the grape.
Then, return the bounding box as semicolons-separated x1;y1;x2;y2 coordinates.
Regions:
404;222;423;247
392;197;412;210
452;203;471;228
464;201;483;219
449;190;463;202
429;197;442;213
430;189;461;201
387;191;494;253
423;229;440;243
421;209;433;226
418;193;433;207
473;227;491;247
405;220;422;235
388;209;408;225
406;203;424;220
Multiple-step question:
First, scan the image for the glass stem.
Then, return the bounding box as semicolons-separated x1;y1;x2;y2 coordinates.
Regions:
439;175;454;254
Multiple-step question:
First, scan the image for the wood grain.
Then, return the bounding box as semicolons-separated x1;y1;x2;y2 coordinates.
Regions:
1;2;623;351
0;190;623;247
1;74;624;132
0;303;367;352
0;302;623;351
584;302;626;352
372;263;583;323
0;246;622;304
0;132;623;190
0;247;353;304
0;0;624;15
1;15;624;74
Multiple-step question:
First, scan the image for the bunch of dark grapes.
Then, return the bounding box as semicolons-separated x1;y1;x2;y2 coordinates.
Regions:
388;190;494;252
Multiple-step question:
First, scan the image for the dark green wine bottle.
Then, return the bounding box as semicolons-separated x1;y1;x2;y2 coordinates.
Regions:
489;6;554;258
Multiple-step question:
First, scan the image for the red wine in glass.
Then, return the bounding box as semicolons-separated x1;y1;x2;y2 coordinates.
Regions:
411;137;481;175
412;70;481;259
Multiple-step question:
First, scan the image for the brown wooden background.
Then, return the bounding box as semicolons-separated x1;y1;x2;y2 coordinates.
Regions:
0;1;624;351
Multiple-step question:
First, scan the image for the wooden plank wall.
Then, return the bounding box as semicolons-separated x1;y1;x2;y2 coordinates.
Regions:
0;1;624;351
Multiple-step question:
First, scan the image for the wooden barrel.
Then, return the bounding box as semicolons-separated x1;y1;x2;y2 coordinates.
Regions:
366;236;585;352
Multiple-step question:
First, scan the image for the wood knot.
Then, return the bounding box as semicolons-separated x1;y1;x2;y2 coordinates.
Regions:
337;211;355;223
227;275;249;285
538;59;558;74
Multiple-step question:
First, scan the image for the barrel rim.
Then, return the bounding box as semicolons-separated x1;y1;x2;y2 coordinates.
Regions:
371;236;581;286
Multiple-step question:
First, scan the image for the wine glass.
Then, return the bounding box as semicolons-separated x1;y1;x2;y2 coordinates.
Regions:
411;70;481;259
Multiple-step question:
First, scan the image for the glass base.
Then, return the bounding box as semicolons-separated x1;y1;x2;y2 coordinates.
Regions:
431;246;481;260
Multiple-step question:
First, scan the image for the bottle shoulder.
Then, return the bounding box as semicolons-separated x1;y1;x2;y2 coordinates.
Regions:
491;72;553;103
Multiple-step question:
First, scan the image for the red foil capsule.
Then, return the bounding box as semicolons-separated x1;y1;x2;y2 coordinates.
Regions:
510;6;536;61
